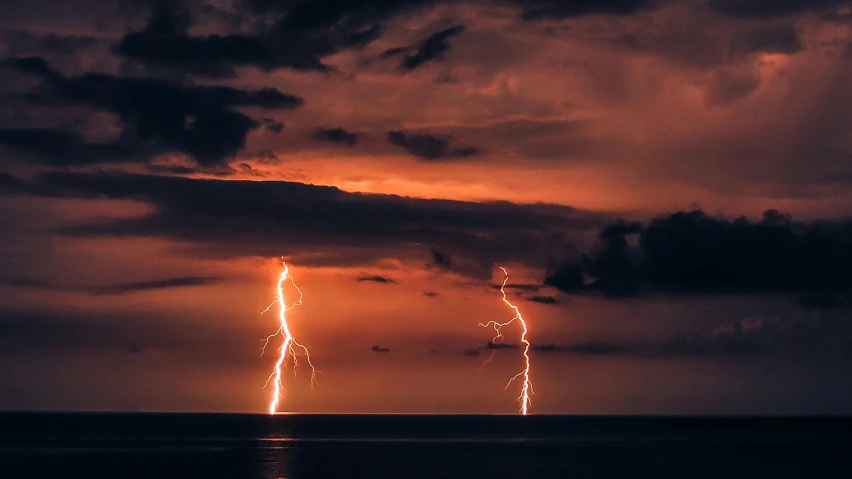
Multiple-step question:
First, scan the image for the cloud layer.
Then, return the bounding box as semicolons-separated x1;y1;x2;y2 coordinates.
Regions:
546;210;852;309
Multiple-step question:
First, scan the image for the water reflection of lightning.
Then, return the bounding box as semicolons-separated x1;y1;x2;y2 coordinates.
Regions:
261;260;317;415
478;266;533;415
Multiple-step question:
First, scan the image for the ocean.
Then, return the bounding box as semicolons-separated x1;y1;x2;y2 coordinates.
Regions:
0;413;850;478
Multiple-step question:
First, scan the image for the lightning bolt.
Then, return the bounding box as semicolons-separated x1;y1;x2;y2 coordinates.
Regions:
479;266;533;415
262;260;317;415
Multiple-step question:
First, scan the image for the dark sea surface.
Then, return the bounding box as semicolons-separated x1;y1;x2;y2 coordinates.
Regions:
1;413;850;478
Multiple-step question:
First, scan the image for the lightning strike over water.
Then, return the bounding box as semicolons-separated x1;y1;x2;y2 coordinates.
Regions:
479;266;534;415
262;261;317;415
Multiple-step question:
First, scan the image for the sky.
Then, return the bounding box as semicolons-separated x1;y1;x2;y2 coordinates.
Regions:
0;0;851;415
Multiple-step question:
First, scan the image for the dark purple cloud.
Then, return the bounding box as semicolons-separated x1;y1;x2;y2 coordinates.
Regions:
312;127;358;146
545;210;852;309
387;131;480;160
710;0;850;18
526;295;559;304
0;171;606;275
384;25;466;71
0;276;223;295
1;56;302;167
356;275;397;284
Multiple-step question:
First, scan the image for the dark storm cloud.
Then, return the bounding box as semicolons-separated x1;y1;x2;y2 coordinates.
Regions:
387;131;480;160
244;0;438;35
468;340;630;356
729;24;804;56
532;341;630;355
114;3;371;76
243;0;659;23
545;210;852;309
312;127;358;146
504;0;655;20
262;118;284;134
0;309;141;356
0;127;144;166
6;171;605;273
0;172;53;196
145;164;214;175
660;314;852;359
526;295;559;304
0;275;223;295
356;275;397;284
115;0;671;77
384;25;465;71
1;57;302;167
4;30;99;56
797;291;852;310
87;276;223;295
710;0;851;18
430;249;453;269
371;345;391;353
427;249;503;279
0;173;25;192
704;68;762;106
116;0;461;76
0;307;251;365
466;314;852;360
0;277;53;289
489;283;540;292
